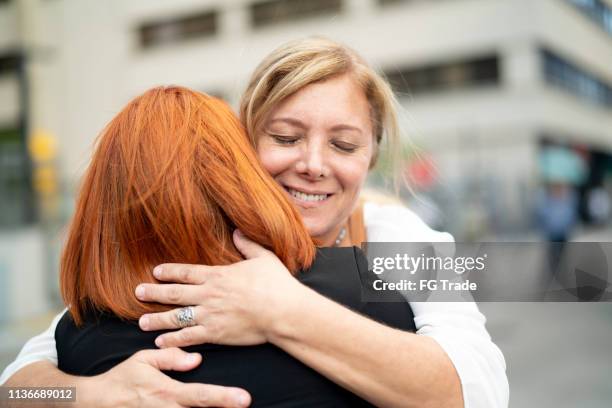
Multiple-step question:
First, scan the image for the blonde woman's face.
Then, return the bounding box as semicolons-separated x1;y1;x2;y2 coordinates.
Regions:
257;74;374;245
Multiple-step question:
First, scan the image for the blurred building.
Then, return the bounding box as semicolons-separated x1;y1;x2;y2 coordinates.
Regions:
1;0;612;322
0;0;49;328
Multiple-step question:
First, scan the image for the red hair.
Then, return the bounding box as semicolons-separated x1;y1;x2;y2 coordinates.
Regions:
60;86;315;325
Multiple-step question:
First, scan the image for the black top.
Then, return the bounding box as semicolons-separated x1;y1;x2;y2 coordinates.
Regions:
56;247;416;407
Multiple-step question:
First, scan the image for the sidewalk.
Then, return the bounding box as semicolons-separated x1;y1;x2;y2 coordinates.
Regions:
482;302;612;408
479;226;612;407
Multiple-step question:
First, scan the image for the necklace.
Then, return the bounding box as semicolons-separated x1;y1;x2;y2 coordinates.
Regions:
334;227;347;247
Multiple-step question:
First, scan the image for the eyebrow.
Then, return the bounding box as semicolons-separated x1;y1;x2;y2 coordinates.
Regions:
267;117;307;129
268;118;363;134
329;124;363;135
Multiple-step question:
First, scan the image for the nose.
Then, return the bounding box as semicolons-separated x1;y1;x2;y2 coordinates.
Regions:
296;141;329;179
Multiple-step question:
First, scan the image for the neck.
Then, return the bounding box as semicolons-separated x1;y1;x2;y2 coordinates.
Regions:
315;223;347;247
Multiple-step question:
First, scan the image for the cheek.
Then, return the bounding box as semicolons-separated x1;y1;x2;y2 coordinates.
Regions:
257;145;293;177
336;158;370;193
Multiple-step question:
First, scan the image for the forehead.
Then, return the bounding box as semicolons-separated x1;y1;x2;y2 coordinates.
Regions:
267;74;372;131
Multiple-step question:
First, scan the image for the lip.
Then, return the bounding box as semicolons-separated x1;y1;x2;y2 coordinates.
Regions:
282;185;334;209
283;185;332;195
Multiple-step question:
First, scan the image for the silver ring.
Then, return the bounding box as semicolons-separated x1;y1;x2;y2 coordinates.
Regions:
176;306;196;328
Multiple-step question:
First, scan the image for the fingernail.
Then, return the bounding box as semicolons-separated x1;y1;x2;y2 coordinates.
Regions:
187;353;199;363
153;266;162;278
155;336;164;347
139;315;149;330
135;285;145;299
234;392;249;407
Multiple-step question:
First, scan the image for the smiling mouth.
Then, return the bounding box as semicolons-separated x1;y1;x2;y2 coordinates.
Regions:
285;187;331;203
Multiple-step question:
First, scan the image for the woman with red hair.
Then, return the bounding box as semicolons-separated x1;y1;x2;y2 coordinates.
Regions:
59;86;314;327
2;38;507;408
51;85;415;407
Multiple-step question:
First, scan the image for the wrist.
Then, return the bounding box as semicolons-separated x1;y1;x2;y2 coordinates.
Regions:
73;375;100;408
76;373;123;408
266;282;316;345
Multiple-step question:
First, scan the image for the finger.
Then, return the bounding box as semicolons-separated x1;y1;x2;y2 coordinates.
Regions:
233;229;271;259
155;326;208;348
176;382;251;408
140;306;202;331
153;263;212;284
134;347;202;371
135;283;202;305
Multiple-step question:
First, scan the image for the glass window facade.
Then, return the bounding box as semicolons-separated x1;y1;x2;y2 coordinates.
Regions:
566;0;612;36
139;10;219;49
385;55;500;96
0;128;33;228
250;0;342;28
0;54;33;229
542;49;612;108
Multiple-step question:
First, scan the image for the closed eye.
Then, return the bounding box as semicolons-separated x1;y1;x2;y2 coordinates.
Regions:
269;134;300;145
332;141;358;153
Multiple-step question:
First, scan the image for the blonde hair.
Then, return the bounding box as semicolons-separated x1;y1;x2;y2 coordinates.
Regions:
239;37;401;168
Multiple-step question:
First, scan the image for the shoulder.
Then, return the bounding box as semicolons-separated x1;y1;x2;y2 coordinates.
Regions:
363;201;453;243
301;248;365;312
57;310;156;376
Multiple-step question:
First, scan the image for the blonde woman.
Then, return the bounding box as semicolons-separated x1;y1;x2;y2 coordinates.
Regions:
2;38;508;408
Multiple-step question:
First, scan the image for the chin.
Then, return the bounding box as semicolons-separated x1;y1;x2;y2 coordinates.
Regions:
303;220;330;241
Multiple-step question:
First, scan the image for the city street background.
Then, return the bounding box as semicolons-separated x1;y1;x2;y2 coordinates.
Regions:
1;0;612;406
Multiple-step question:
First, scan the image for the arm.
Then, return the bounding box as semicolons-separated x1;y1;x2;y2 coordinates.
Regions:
411;302;508;408
237;235;463;407
4;360;95;408
1;311;63;386
1;314;250;408
365;202;509;407
272;294;508;408
137;232;468;407
268;284;463;407
3;348;250;408
1;312;86;407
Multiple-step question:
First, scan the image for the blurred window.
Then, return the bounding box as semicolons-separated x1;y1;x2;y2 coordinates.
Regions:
378;0;410;6
385;55;500;96
0;53;33;228
250;0;342;28
138;10;218;50
542;49;612;108
566;0;612;36
0;128;32;228
0;55;20;77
